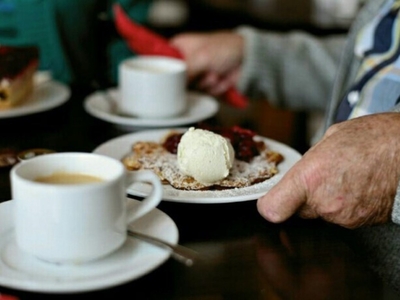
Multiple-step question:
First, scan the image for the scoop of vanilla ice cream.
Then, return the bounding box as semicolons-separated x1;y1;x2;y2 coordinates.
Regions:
177;127;235;185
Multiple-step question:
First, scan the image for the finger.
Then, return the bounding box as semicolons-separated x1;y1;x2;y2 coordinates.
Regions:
257;169;307;223
209;79;231;96
186;48;213;80
297;204;319;219
208;73;237;96
199;72;219;90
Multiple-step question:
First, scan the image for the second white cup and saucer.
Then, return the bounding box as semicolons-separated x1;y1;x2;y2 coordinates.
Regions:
0;152;179;293
84;56;219;130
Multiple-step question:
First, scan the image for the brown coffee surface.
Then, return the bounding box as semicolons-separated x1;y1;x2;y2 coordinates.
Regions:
35;172;103;185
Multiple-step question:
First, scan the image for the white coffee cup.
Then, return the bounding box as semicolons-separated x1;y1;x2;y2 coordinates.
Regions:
118;55;187;118
11;152;163;264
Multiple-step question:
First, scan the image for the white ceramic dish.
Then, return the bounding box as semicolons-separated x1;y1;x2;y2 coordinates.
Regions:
83;89;219;130
0;79;70;119
0;199;178;293
93;128;302;204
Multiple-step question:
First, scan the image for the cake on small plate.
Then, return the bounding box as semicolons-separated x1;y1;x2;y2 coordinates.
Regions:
0;45;39;110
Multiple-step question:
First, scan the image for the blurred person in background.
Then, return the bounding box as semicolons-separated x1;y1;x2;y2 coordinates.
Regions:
0;0;154;87
170;0;400;229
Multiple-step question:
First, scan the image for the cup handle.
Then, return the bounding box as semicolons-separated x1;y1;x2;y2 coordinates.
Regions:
125;170;163;223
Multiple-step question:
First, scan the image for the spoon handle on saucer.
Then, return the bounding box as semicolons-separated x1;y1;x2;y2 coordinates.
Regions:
127;230;198;267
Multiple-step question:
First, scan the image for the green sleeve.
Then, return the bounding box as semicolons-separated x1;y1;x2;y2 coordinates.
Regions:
107;0;153;84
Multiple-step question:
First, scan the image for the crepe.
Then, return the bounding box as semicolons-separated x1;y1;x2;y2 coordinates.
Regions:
122;131;284;190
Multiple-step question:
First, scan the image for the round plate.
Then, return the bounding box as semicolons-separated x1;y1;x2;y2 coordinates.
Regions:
0;80;70;119
93;128;302;204
83;89;219;130
0;199;178;293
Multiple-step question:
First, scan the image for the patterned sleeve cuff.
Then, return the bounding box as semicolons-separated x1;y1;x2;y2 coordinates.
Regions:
391;184;400;224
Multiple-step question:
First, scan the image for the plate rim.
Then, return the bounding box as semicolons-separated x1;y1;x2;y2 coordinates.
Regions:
0;81;70;119
83;88;219;128
93;128;302;204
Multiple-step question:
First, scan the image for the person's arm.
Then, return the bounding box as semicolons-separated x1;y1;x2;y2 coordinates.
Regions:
170;28;346;111
237;26;346;111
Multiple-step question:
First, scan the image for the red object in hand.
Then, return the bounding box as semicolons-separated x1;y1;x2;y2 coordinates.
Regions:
0;294;19;300
223;88;248;109
113;4;248;109
113;4;182;59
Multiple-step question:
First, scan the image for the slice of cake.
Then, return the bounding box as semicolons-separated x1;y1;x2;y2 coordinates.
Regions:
0;45;39;110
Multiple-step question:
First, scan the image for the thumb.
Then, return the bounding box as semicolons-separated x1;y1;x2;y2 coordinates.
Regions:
257;170;307;223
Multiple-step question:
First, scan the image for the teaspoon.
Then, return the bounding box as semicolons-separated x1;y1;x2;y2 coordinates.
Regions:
15;148;198;266
127;230;199;267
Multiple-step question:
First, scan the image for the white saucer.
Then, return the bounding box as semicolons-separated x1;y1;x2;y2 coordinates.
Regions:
0;199;178;293
0;80;70;119
83;88;219;130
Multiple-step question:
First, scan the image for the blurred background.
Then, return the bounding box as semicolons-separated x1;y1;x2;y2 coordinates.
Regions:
147;0;362;152
149;0;361;31
0;0;364;152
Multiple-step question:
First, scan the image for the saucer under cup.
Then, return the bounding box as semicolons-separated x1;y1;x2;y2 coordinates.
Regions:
11;152;163;265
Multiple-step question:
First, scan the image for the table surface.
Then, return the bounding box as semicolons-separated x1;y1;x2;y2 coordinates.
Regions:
0;86;399;299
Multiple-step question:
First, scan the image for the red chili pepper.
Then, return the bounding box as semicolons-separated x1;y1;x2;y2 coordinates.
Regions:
113;4;249;109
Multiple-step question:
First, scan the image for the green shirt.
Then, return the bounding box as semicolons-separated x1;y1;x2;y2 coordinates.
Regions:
0;0;152;86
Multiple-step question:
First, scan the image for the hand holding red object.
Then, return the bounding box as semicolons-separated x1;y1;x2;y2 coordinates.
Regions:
113;4;248;109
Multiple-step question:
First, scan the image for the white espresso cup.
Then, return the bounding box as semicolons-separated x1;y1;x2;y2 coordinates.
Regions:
118;55;187;118
11;152;163;264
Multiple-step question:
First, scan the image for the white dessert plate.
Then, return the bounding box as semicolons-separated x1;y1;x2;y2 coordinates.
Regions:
93;128;302;204
83;88;219;130
0;199;178;293
0;77;70;119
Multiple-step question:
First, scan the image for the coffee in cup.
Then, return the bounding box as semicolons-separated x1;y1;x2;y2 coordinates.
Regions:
11;152;163;264
34;172;103;184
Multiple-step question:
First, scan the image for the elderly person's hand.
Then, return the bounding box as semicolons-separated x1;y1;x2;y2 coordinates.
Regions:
257;112;400;228
170;31;244;97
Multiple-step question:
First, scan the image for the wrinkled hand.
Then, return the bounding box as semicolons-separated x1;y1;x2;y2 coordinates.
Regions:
257;113;400;228
170;31;244;96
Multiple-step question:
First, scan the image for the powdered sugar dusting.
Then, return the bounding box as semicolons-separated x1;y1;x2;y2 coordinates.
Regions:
122;138;281;191
93;128;302;204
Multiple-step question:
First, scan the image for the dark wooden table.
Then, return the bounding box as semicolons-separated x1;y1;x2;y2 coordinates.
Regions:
0;86;398;299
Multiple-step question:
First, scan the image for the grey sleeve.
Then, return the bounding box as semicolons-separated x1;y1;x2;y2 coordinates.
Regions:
236;26;347;112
